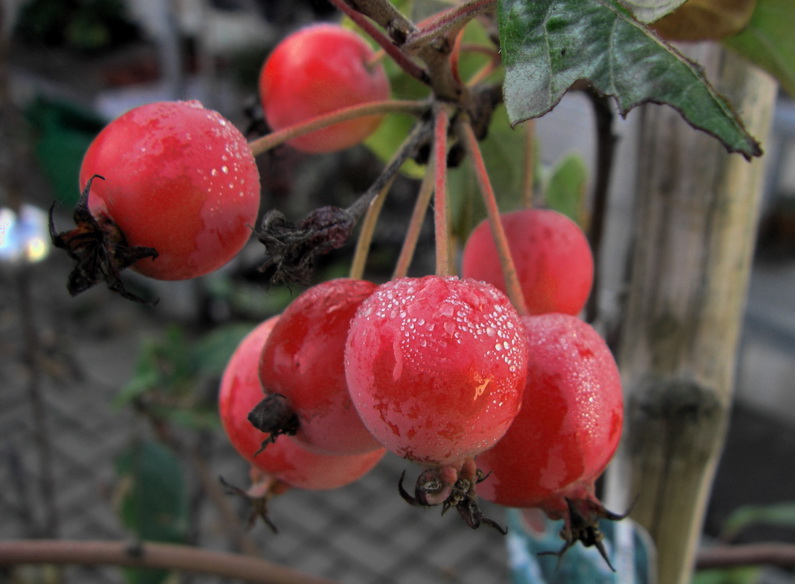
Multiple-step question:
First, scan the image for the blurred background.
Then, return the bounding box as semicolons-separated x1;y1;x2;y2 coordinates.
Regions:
0;1;794;583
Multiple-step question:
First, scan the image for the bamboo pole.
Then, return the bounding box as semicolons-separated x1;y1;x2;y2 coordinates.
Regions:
604;45;778;583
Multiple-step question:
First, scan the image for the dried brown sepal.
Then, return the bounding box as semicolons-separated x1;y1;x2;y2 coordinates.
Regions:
48;175;158;304
538;497;631;572
218;474;282;533
247;393;299;455
255;206;356;286
397;468;506;534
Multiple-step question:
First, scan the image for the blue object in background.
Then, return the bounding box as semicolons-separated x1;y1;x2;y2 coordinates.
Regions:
505;507;655;584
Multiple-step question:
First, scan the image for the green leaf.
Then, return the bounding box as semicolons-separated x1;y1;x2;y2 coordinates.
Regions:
115;440;188;542
545;153;588;225
114;326;193;409
691;567;761;584
192;323;253;377
115;440;187;584
720;501;795;541
498;0;762;159
723;0;795;98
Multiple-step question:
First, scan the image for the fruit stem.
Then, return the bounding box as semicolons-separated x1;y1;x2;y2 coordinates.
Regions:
326;0;429;85
404;0;498;53
365;48;387;71
465;58;500;88
433;104;452;277
349;174;396;280
457;117;529;316
247;99;427;157
349;119;435;279
347;118;434;222
392;154;435;279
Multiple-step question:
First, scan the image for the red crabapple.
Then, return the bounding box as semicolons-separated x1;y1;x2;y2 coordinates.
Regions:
461;209;594;316
344;276;528;528
259;24;390;153
476;313;624;567
251;278;382;455
51;100;260;301
219;315;385;492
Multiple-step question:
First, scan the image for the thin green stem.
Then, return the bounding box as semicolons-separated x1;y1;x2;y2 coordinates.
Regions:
433;105;452;277
392;162;435;280
458;118;528;316
348;119;434;278
349;174;396;280
247;100;427;157
346;119;433;222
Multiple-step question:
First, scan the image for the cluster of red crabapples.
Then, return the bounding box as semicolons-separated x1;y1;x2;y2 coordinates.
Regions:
49;19;625;570
219;209;624;567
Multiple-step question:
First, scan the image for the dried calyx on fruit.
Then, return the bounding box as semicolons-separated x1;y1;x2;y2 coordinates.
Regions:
398;462;506;533
49;175;158;304
534;491;631;571
219;468;290;533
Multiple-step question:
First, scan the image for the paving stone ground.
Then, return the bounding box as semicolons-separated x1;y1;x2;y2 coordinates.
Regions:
0;248;510;584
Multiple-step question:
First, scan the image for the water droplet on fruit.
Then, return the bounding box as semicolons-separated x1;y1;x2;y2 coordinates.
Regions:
486;326;496;337
211;169;218;176
221;166;229;174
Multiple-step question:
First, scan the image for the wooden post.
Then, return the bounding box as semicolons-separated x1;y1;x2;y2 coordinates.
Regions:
604;45;778;583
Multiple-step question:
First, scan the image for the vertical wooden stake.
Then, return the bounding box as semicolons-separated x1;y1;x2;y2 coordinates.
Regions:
605;46;777;584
